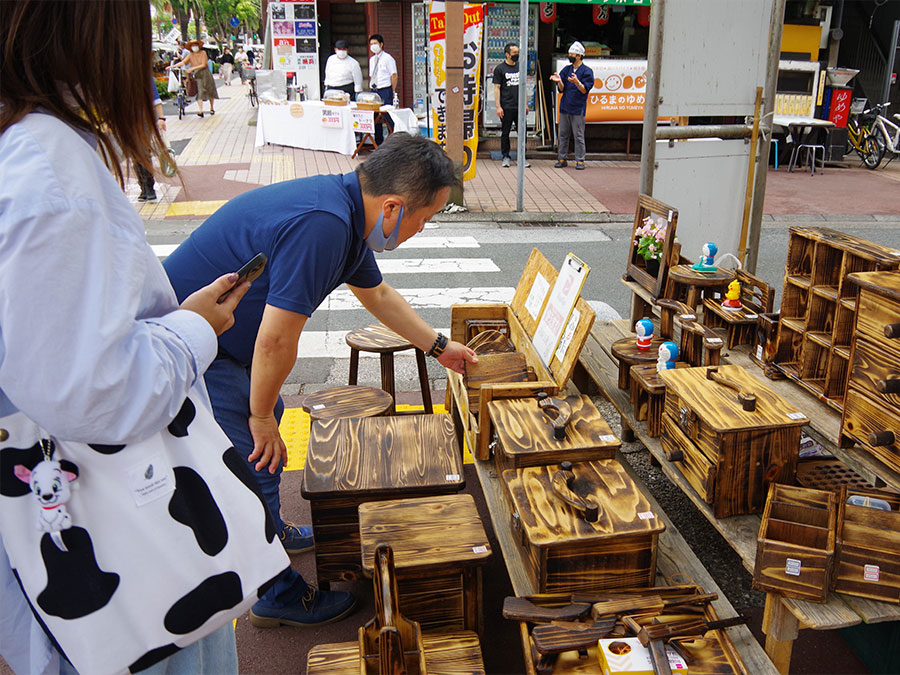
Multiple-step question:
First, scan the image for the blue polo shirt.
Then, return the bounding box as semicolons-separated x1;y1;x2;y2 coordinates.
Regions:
164;172;382;366
559;63;594;116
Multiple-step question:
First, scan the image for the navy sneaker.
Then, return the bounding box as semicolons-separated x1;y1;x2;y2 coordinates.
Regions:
249;586;356;628
280;521;314;554
554;160;567;168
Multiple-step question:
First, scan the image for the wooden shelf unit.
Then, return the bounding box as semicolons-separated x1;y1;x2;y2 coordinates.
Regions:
772;227;900;411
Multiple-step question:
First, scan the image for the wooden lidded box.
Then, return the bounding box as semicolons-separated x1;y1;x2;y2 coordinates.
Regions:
840;271;900;476
302;415;464;586
659;365;809;518
753;484;836;603
502;459;665;594
446;249;595;461
833;485;900;604
487;393;620;475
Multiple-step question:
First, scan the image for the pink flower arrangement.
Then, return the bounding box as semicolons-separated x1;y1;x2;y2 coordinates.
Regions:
634;215;667;261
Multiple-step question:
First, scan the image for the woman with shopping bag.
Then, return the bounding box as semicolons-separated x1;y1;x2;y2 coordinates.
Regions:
169;39;218;117
0;2;290;673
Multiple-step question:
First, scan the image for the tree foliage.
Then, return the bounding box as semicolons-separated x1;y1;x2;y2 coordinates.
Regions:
151;0;260;45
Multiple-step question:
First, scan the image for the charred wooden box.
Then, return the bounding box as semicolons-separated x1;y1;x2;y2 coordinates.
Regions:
659;365;808;518
833;485;900;604
302;415;464;586
487;394;620;476
502;459;665;594
753;484;836;603
358;494;492;633
840;271;900;476
446;249;595;461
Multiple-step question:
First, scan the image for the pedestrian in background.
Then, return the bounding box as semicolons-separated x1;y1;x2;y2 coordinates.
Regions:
324;39;362;100
550;40;594;170
368;33;398;144
219;46;235;86
170;39;218;117
135;79;167;201
235;46;249;83
493;42;530;168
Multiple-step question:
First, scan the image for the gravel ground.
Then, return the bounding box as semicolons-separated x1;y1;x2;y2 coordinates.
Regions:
591;395;767;611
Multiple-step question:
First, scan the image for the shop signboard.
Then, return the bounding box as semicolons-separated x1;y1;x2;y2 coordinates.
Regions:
268;0;320;100
554;57;647;123
351;110;376;134
428;1;484;180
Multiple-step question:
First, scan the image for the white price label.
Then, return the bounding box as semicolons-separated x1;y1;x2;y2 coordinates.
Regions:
445;473;461;482
745;313;759;319
707;337;723;344
472;545;488;554
787;412;806;420
638;511;655;520
599;434;617;443
864;564;880;581
785;558;802;576
681;314;696;321
312;404;326;410
756;344;764;360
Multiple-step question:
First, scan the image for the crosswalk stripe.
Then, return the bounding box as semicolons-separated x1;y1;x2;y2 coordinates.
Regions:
323;286;515;310
297;328;451;358
378;258;499;274
396;236;479;249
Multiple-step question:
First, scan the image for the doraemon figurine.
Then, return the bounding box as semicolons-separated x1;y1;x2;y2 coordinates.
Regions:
692;242;718;271
657;341;679;372
635;318;654;350
722;279;742;310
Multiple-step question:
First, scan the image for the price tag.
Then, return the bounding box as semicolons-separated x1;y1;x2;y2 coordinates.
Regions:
445;473;460;482
638;511;655;520
312;404;326;410
864;564;881;581
706;337;723;344
599;434;617;443
785;558;802;576
745;313;759;319
681;314;696;321
756;344;764;360
787;412;806;420
472;545;488;554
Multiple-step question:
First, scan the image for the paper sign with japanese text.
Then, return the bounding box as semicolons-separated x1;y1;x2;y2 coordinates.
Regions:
352;110;375;134
533;254;590;366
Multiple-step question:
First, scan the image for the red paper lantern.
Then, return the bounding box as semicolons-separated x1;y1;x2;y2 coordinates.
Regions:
637;6;651;27
592;5;610;26
539;2;556;23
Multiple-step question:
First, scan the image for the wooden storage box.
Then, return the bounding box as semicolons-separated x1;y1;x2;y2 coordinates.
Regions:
502;459;665;594
487;394;620;475
753;484;836;603
659;365;808;518
446;249;595;460
840;271;900;476
302;415;464;585
358;494;492;632
833;485;900;604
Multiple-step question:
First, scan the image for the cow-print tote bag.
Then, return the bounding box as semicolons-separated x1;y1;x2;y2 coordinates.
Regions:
0;388;290;674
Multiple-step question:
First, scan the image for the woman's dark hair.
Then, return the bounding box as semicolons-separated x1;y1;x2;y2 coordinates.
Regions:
0;0;164;186
357;133;460;212
369;34;384;45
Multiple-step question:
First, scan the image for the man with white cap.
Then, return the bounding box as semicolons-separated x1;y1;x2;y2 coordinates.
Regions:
550;40;594;170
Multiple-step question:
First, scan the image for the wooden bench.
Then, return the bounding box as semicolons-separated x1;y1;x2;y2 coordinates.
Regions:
576;317;900;674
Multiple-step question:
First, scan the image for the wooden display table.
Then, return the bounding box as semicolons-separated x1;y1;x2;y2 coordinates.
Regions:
576;318;900;674
302;385;393;420
610;336;667;390
666;264;736;308
302;414;463;586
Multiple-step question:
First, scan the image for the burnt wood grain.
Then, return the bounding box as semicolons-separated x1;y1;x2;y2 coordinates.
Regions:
464;352;532;411
302;385;393;420
345;323;414;353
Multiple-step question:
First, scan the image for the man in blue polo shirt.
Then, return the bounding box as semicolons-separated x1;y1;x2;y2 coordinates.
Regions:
164;133;477;628
551;40;594;170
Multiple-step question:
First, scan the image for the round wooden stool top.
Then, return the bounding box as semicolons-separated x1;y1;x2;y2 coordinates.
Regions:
302;385;393;421
631;361;692;394
345;323;413;353
667;264;735;307
611;336;667;389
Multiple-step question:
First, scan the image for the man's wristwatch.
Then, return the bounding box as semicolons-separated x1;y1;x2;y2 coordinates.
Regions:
426;332;448;358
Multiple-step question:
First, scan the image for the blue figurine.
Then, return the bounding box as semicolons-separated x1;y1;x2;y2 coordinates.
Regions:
692;242;718;271
635;318;654;350
657;341;679;372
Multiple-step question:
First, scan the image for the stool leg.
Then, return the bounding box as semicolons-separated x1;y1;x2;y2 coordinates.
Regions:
381;352;396;414
348;347;360;386
414;349;433;414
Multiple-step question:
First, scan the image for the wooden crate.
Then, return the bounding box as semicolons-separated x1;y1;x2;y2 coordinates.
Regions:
487;394;620;475
447;249;596;460
301;415;464;585
840;271;900;476
753;484;836;603
358;495;491;633
658;365;808;518
833;485;900;604
502;459;665;594
771;227;900;411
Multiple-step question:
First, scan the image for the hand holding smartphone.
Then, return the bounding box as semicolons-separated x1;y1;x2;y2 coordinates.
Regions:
218;252;267;303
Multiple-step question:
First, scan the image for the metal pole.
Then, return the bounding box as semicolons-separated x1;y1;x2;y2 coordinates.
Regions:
745;0;786;275
516;0;528;212
656;125;752;140
883;20;899;107
638;0;665;196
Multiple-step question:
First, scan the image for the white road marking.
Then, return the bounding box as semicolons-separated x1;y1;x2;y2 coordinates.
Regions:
378;258;499;274
396;236;479;249
323;286;515;311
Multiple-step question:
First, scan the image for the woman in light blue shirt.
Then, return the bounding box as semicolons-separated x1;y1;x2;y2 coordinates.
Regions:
0;1;251;672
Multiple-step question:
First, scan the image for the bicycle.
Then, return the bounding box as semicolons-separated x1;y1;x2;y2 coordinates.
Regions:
172;68;191;120
245;66;258;108
865;102;900;169
845;98;885;170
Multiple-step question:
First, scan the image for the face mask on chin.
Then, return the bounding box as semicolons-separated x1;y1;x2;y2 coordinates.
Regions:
336;50;348;59
365;205;404;252
370;44;382;54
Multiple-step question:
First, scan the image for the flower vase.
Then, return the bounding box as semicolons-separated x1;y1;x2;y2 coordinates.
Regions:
645;257;660;276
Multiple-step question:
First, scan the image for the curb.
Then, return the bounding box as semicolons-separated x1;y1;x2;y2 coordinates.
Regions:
430;212;900;225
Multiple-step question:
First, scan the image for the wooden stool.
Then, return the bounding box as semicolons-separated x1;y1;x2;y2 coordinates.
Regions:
359;494;491;634
302;414;463;587
630;362;691;437
346;323;433;415
610;336;666;390
703;269;773;349
665;264;735;309
302;385;393;421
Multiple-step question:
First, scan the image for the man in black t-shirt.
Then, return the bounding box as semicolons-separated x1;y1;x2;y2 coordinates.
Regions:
492;43;529;168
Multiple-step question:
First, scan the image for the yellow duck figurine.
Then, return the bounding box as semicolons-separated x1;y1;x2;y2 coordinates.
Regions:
722;279;742;310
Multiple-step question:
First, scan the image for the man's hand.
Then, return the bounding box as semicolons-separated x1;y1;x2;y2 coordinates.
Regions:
567;73;580;85
497;104;504;119
247;413;287;474
437;341;478;375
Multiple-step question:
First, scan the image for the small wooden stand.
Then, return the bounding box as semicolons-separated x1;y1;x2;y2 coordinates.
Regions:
703;269;774;349
302;385;393;421
665;264;735;309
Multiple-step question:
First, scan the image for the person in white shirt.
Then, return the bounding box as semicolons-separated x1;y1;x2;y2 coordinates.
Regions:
368;33;399;144
323;39;362;100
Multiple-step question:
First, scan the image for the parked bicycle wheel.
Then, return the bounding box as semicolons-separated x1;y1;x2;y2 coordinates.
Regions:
862;133;886;170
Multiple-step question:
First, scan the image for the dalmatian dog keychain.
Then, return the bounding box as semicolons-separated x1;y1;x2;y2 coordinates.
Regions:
14;438;77;551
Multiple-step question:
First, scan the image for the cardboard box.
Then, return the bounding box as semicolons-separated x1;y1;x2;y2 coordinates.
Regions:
597;637;688;675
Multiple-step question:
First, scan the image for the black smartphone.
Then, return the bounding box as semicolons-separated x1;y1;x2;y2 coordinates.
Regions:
217;252;267;303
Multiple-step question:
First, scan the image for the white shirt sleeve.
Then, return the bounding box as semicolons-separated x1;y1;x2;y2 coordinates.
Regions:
352;58;363;93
